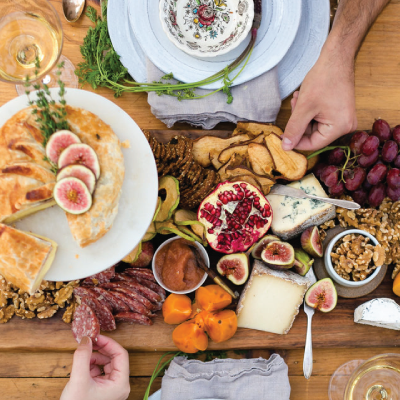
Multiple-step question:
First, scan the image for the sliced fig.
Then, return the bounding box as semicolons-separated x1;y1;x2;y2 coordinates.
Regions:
293;249;314;276
261;241;295;270
46;130;81;164
305;278;337;313
54;177;92;214
58;143;100;179
154;176;180;222
251;235;281;259
301;226;323;258
216;253;249;285
57;164;96;194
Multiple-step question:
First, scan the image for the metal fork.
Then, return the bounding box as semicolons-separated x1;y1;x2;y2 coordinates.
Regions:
303;267;317;379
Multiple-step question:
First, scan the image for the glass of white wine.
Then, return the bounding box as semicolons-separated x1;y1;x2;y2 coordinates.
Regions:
0;0;78;93
329;354;400;400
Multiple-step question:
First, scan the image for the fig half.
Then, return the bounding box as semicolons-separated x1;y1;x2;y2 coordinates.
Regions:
251;235;281;260
301;226;323;258
305;278;337;313
293;248;314;276
261;241;295;270
216;253;249;285
45;130;81;164
57;164;96;194
54;177;92;214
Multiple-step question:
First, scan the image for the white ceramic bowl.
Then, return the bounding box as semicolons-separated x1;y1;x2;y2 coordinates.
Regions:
325;229;382;288
152;236;209;295
159;0;254;58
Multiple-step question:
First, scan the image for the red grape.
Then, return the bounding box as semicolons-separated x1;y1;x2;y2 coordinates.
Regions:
313;163;327;179
372;119;391;142
358;149;379;168
368;183;386;208
350;131;368;155
382;140;398;163
352;188;368;206
327;148;345;165
361;135;380;156
387;168;400;189
329;181;345;197
392;125;400;145
344;167;366;191
320;165;339;187
367;163;388;185
394;155;400;169
387;186;400;201
363;179;373;191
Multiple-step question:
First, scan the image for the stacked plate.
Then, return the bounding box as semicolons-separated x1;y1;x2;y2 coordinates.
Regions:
108;0;330;99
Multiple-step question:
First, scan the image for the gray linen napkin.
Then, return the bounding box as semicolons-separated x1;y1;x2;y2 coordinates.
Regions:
160;355;291;400
147;61;282;130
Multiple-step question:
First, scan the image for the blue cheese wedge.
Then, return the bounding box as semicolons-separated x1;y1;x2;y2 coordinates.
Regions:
266;174;335;240
354;298;400;331
236;260;310;335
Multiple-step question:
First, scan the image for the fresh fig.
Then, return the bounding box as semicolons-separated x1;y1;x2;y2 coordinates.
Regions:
301;226;323;258
54;177;92;214
293;249;313;276
251;235;281;259
261;241;295;270
305;278;337;313
45;130;81;164
57;164;96;194
58;143;101;179
216;253;249;285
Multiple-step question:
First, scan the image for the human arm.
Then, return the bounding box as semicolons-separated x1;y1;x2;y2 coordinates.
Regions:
60;335;131;400
281;0;391;151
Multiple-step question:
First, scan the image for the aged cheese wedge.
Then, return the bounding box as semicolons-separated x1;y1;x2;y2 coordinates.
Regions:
236;260;310;334
0;223;57;294
354;298;400;331
266;174;336;240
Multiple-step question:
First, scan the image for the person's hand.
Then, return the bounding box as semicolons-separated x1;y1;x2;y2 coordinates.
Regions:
60;335;130;400
281;47;358;152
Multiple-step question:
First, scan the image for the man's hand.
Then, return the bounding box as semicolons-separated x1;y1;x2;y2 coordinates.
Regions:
61;335;131;400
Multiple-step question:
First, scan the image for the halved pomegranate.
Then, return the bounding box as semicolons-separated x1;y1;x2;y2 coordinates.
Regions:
197;181;273;254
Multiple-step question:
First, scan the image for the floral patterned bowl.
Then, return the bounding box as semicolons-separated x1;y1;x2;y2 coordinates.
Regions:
159;0;254;58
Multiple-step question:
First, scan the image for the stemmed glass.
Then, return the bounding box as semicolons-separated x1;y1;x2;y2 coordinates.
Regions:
0;0;78;94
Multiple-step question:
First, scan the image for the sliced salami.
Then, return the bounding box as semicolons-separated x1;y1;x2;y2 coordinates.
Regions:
91;287;130;313
131;276;166;301
74;287;116;332
109;290;153;317
124;268;156;282
87;288;113;312
82;266;116;286
111;274;161;303
114;311;153;326
72;304;100;343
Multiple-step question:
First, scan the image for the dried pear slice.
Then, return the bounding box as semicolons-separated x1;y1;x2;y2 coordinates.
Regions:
155;221;195;241
237;122;283;137
154;176;180;222
123;241;142;263
218;153;246;181
174;209;203;226
248;142;275;176
142;222;156;242
177;226;203;243
153;197;162;222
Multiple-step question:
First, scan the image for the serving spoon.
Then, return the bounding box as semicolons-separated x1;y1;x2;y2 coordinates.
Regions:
62;0;85;23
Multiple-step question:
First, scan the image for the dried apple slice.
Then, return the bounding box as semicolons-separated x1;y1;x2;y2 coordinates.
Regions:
123;241;142;263
142;221;156;242
177;226;203;243
248;142;275;176
264;133;307;181
155;220;195;241
154;176;180;222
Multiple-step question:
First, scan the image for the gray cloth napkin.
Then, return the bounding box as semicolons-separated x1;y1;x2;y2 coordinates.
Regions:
147;61;282;130
160;355;291;400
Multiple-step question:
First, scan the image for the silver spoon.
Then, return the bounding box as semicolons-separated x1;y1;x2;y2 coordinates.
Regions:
62;0;85;23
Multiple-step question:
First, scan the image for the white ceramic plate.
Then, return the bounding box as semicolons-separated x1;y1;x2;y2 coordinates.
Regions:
128;0;301;90
0;88;158;282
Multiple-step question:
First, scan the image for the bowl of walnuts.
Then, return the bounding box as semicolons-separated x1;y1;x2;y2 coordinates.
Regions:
325;229;385;288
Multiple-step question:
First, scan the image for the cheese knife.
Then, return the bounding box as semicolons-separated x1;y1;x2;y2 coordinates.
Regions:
268;184;360;210
303;267;317;379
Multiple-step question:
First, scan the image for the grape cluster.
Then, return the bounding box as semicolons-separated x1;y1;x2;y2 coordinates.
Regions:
315;119;400;208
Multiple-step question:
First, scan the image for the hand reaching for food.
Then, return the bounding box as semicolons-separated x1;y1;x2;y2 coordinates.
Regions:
60;335;130;400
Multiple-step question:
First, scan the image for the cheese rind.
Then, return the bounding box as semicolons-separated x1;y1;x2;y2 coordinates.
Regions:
354;298;400;331
266;174;335;240
236;260;310;335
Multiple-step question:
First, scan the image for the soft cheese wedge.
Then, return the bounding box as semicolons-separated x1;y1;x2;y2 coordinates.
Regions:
237;261;310;335
266;174;336;240
0;223;57;294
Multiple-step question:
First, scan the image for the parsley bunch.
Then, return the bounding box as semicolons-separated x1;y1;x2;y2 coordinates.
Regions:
76;5;254;103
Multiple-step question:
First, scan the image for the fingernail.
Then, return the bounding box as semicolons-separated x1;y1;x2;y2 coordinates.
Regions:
80;336;90;345
282;137;292;150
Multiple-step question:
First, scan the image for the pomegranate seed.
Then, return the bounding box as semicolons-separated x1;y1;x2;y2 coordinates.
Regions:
235;224;240;229
222;197;228;204
264;204;270;211
240;183;247;189
217;201;222;206
232;195;237;201
208;229;214;234
266;211;271;217
248;220;254;227
211;209;216;215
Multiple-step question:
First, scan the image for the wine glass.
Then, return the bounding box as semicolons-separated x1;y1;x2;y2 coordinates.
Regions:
329;354;400;400
0;0;78;94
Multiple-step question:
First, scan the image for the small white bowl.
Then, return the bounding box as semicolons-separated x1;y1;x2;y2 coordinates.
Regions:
325;229;382;288
152;236;209;295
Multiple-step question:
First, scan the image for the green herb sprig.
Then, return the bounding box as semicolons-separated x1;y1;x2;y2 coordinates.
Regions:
76;5;254;103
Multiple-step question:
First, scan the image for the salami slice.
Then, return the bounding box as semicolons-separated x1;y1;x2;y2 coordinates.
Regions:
91;287;130;313
72;304;100;343
114;311;153;326
87;288;113;312
82;266;116;286
74;287;116;332
130;276;166;301
124;268;156;282
100;282;155;311
109;290;153;317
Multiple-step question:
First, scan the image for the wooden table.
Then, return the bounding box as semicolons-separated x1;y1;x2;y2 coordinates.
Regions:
1;1;400;399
